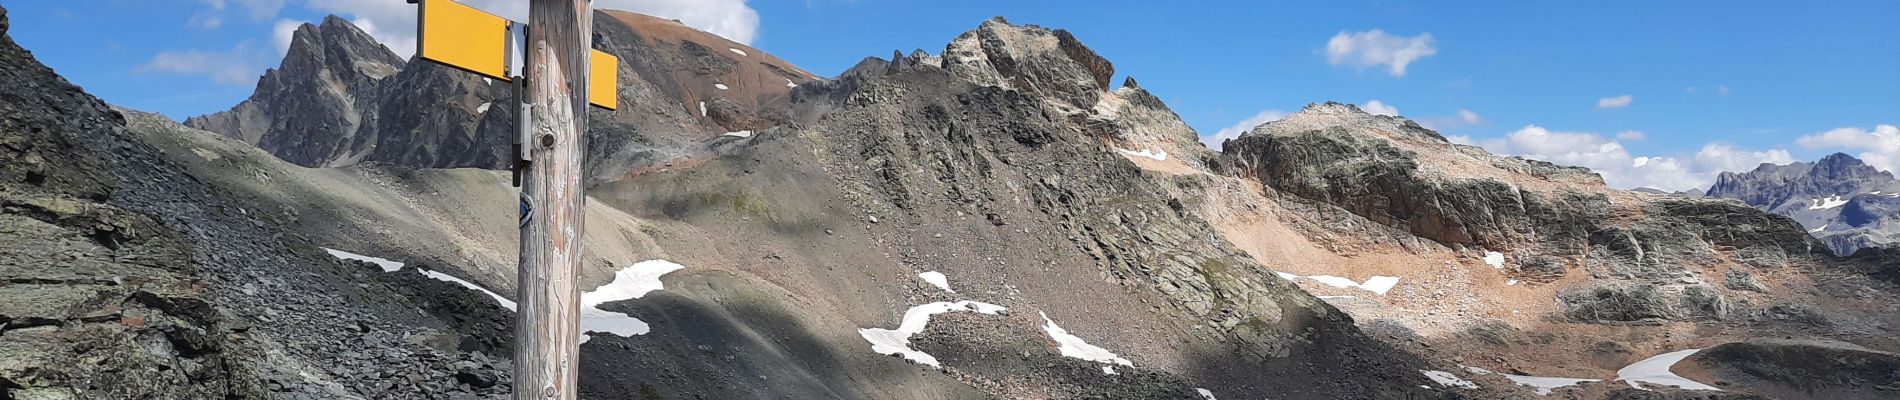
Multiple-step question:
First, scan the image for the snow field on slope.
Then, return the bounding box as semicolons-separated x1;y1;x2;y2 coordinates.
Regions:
325;249;684;344
1275;270;1401;295
857;300;1007;368
1115;147;1169;161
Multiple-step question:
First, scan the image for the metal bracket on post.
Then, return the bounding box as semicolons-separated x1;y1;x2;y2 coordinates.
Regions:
510;22;532;188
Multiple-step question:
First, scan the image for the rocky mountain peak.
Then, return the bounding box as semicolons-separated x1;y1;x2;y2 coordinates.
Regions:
1815;152;1889;177
1247;101;1449;147
940;17;1114;111
183;15;407;167
285;15;403;81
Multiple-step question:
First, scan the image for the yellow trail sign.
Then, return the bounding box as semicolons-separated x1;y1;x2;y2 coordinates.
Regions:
588;49;618;110
415;0;618;109
417;0;512;82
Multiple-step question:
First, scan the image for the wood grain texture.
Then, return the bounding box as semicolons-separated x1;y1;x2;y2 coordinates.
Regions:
516;0;590;399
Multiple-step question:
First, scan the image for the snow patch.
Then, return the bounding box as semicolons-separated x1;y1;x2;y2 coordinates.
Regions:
1102;366;1117;375
858;301;1007;368
1194;388;1218;400
1465;365;1598;395
1299;274;1401;295
1115;147;1169;161
324;249;685;344
1616;349;1720;391
1504;375;1599;395
1506;279;1519;286
785;78;797;88
1810;224;1828;233
325;248;515;310
1273;271;1299;280
578;260;685;343
1038;312;1133;366
324;248;403;272
699;101;707;117
918;271;953;293
728;48;748;57
1422;370;1479;389
420;270;517;311
1809;195;1848;210
1483;251;1505;268
714;83;730;90
476;102;492;113
722;131;753;138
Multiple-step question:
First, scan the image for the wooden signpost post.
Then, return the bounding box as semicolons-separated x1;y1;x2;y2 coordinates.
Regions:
411;0;619;398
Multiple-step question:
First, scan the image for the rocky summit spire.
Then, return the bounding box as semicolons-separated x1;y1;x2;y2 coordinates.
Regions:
184;15;404;167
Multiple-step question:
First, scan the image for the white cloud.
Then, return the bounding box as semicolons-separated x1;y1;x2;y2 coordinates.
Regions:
1615;130;1646;141
188;13;224;29
1325;29;1436;77
1465;125;1792;191
1415;108;1482;131
1203;109;1287;150
1717;85;1731;96
136;42;267;86
295;0;760;59
1362;100;1400;116
1795;124;1900;172
1458;109;1482;124
1685;86;1697;93
194;0;285;22
1597;95;1633;108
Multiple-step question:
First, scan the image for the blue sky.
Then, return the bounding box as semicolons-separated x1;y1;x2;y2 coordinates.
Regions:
8;1;1898;190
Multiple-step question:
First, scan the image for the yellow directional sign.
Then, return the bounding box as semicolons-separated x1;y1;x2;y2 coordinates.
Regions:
588;49;618;110
415;0;619;109
417;0;512;82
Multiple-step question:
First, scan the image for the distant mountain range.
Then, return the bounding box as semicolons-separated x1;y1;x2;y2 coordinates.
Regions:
1706;153;1900;256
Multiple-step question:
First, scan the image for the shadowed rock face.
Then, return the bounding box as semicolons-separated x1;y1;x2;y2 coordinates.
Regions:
1706;153;1900;255
1684;339;1900;400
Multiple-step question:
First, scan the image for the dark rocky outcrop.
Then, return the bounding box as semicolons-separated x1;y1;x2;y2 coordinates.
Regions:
1684;339;1900;399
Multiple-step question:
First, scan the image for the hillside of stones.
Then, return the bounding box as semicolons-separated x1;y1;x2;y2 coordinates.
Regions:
0;5;521;397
